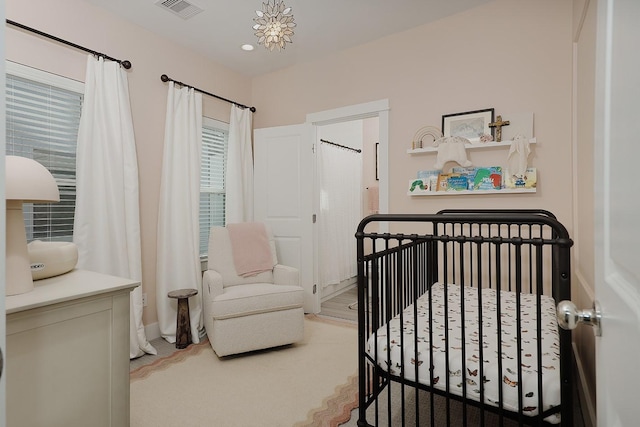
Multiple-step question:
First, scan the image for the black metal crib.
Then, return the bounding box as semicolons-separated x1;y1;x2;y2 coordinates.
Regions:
355;210;574;426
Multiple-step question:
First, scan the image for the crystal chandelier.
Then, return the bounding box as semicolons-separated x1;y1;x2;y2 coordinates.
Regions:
253;0;296;51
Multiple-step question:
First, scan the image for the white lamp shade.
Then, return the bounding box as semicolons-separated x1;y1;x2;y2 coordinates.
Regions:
6;155;60;202
5;155;60;295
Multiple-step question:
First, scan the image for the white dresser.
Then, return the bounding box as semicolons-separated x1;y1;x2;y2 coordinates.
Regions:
5;269;138;427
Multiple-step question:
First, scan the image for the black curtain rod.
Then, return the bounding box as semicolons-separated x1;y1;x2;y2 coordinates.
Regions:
160;74;256;113
320;139;362;153
6;20;132;69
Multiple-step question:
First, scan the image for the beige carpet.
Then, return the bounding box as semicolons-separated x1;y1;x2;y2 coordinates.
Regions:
130;315;359;427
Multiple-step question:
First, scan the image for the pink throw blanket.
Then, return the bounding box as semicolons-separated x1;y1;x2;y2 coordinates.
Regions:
227;222;274;277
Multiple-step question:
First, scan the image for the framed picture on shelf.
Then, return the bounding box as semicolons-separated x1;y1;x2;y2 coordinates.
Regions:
442;108;494;143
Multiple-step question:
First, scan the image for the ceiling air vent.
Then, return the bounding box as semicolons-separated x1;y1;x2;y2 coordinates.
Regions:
155;0;204;20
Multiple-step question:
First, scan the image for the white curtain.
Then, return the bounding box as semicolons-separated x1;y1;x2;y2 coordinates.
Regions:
318;142;362;287
156;83;203;344
73;56;156;359
225;105;254;223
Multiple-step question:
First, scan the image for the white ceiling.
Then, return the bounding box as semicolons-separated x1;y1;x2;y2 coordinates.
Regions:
85;0;492;77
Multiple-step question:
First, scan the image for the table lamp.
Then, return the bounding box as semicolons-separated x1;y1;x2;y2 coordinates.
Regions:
5;155;60;295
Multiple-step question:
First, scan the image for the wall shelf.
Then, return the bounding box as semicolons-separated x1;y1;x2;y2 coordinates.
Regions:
407;137;536;154
408;188;536;196
407;188;536;196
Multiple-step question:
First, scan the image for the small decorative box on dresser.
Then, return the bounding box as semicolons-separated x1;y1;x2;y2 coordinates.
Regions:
5;269;139;427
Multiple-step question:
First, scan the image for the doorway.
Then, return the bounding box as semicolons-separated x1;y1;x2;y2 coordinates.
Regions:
307;100;389;312
316;119;377;302
253;99;389;314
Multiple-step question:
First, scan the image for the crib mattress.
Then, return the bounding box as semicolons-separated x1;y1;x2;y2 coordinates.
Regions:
368;282;561;424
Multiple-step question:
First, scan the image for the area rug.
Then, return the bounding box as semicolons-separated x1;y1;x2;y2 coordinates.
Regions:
130;315;358;427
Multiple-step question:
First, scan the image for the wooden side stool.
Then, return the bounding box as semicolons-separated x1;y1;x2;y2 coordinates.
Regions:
168;288;198;349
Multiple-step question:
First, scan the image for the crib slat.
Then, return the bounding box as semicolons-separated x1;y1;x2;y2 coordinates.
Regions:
536;242;545;427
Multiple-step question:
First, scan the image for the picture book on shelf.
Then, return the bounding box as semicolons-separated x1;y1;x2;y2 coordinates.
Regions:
417;169;441;179
473;166;502;190
447;175;469;191
451;167;477;190
437;173;460;191
408;178;429;192
505;167;537;189
451;167;477;179
453;166;502;190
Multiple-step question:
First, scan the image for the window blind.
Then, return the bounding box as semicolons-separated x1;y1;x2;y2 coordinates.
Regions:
5;73;83;243
200;121;229;255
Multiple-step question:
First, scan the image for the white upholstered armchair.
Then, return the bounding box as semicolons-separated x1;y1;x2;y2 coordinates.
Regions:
202;224;305;357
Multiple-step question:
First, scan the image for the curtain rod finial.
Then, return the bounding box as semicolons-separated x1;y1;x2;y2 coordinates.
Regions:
121;60;132;70
250;106;256;113
160;74;170;83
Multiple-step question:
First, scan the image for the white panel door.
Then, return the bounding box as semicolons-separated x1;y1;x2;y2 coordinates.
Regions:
594;0;640;423
254;124;317;313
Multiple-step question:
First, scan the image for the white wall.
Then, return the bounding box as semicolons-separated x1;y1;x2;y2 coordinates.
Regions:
252;0;574;233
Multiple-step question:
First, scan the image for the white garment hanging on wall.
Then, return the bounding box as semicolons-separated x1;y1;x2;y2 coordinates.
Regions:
73;56;155;358
226;105;254;223
506;134;531;177
156;82;203;344
318;142;362;288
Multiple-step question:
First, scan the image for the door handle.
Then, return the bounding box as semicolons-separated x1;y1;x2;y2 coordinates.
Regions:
557;300;602;336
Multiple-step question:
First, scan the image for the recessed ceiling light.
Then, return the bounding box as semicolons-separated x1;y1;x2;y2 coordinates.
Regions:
241;44;255;51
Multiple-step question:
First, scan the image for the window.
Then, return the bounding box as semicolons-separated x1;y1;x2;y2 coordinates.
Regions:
5;63;227;255
5;62;84;243
200;117;229;256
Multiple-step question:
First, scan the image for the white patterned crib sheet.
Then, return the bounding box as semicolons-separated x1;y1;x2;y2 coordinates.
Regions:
367;282;561;424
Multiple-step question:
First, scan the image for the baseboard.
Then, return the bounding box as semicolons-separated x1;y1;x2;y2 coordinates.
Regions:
143;321;206;342
144;322;161;341
574;340;597;427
